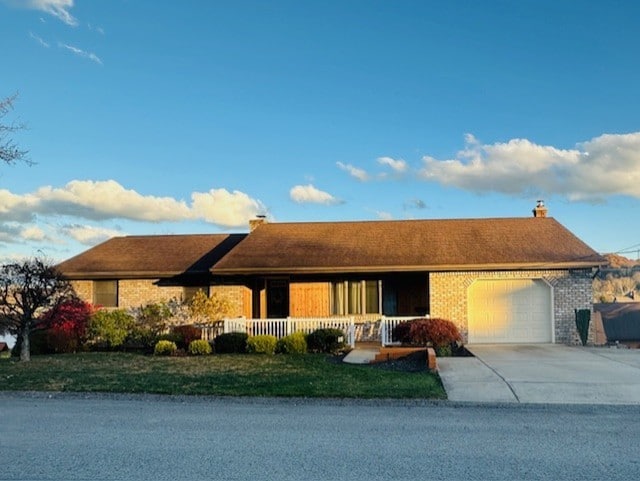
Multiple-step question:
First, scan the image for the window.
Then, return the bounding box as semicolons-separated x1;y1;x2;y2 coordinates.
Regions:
183;286;209;302
331;280;380;315
93;280;118;307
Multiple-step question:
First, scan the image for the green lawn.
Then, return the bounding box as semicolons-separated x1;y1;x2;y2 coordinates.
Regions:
0;352;445;399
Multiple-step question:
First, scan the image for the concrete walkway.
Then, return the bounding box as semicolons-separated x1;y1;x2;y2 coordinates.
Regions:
438;344;640;405
343;347;379;364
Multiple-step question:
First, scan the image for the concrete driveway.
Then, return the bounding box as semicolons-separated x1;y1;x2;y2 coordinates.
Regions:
438;344;640;404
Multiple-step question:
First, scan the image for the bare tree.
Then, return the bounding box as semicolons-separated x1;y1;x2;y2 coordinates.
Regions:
0;258;72;361
1;93;30;165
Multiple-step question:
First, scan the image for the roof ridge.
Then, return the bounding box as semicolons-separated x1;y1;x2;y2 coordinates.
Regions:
259;217;555;226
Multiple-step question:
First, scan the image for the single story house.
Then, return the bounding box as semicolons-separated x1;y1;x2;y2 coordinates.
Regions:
57;203;605;344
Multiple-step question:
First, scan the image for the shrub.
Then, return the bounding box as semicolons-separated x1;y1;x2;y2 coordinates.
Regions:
41;298;94;353
247;335;277;354
575;309;591;346
136;302;172;333
435;345;452;357
124;302;175;351
306;328;346;354
171;325;202;350
188;339;212;355
395;318;461;348
213;332;248;353
154;340;177;356
276;332;307;354
87;309;136;349
392;321;412;344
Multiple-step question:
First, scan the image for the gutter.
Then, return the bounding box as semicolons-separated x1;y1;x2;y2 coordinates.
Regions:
211;261;604;276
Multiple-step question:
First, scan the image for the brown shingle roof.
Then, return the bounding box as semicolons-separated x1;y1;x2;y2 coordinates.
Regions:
212;218;604;274
58;234;246;279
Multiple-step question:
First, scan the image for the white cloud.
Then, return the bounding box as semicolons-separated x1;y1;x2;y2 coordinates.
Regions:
2;0;77;26
59;42;102;65
336;161;370;181
377;156;407;173
62;224;122;245
418;132;640;201
376;211;393;220
0;180;266;228
191;188;266;227
34;180;192;221
20;226;46;241
289;184;341;205
29;31;49;48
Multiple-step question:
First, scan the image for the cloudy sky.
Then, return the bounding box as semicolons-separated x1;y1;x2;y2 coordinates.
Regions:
1;0;640;263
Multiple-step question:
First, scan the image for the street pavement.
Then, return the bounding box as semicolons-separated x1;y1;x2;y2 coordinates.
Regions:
1;393;639;480
438;344;640;404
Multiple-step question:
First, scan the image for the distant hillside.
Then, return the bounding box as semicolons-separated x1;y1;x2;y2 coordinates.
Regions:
603;253;640;269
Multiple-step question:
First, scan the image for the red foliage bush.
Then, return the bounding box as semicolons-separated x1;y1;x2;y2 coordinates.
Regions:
41;298;94;353
171;325;202;350
393;318;461;348
391;321;413;344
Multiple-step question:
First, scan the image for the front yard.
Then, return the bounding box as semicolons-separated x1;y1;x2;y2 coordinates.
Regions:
0;352;445;399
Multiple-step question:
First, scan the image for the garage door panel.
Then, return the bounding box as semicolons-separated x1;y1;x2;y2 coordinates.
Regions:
468;279;552;343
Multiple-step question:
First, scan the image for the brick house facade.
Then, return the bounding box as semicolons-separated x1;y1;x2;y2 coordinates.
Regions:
58;212;604;345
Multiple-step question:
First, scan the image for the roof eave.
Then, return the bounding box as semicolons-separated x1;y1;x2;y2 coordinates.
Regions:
212;260;603;276
61;270;210;280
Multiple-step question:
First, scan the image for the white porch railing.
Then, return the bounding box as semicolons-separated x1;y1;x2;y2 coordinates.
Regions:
380;316;426;346
222;317;356;347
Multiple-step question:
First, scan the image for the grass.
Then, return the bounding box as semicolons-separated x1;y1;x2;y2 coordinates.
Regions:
0;352;446;399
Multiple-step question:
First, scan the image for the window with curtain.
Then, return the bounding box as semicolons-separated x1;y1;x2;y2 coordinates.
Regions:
331;280;380;315
93;280;118;307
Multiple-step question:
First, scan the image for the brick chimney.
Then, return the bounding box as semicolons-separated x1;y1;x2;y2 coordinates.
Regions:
532;200;548;218
249;215;267;232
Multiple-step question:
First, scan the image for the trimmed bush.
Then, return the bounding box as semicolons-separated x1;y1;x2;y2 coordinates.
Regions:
306;328;346;354
247;335;278;355
276;332;307;355
188;339;212;355
87;310;136;349
393;318;461;350
213;332;248;354
154;340;177;356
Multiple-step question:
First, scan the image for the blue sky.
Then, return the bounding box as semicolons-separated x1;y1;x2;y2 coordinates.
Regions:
1;0;640;262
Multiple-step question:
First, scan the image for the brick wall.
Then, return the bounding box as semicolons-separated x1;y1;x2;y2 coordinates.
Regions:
429;269;594;345
117;280;184;308
71;279;252;315
70;280;92;302
210;285;251;318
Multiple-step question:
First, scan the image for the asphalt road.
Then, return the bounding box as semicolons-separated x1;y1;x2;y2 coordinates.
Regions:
1;393;639;480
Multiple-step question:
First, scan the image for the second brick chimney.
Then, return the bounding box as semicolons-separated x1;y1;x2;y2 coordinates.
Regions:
249;215;267;232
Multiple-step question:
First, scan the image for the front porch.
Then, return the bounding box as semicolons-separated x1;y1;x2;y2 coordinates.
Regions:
199;316;422;347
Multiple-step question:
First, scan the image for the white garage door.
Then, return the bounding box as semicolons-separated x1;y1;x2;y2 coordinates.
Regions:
467;279;552;343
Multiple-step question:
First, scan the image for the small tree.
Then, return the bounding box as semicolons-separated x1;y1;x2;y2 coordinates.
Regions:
0;258;72;361
1;93;30;166
188;290;233;324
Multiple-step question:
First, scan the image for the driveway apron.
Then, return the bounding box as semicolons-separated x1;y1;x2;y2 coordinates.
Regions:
438;344;640;405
